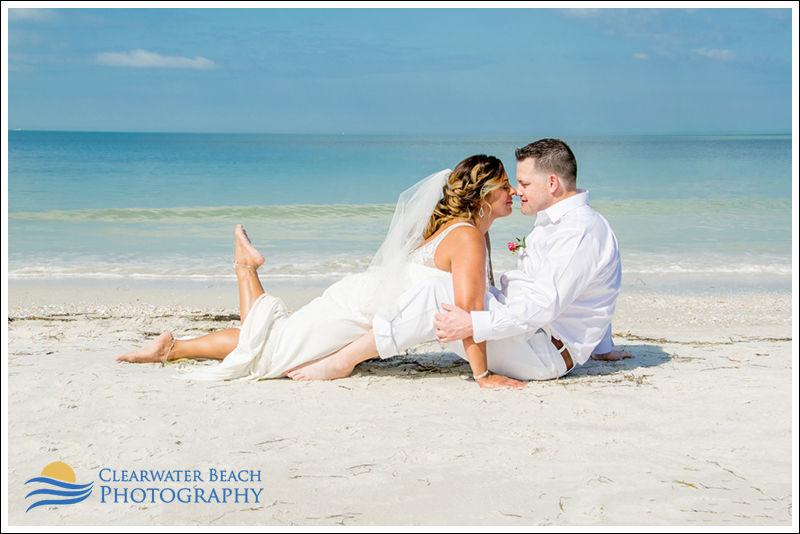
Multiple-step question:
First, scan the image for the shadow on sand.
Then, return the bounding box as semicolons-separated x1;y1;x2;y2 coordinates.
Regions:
354;342;673;382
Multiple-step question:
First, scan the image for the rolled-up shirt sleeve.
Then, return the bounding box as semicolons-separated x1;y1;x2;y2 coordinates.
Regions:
471;310;493;342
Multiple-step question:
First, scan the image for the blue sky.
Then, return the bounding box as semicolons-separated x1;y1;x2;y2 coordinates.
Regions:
5;5;795;135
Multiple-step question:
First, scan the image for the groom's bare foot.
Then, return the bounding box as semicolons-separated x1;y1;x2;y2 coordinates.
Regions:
286;354;354;381
591;348;633;361
234;225;265;270
116;332;174;363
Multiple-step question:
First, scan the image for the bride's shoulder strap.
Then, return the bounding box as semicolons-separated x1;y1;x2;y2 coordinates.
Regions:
435;221;482;250
434;222;486;273
441;221;475;234
430;221;473;245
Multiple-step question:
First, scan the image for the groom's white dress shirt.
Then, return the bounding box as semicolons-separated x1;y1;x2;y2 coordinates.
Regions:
471;190;621;366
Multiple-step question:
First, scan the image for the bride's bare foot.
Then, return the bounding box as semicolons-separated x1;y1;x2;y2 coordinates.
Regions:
234;224;265;272
286;354;355;381
116;332;174;363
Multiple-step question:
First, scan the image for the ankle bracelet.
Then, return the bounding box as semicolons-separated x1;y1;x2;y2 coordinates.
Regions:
234;262;259;277
161;337;175;366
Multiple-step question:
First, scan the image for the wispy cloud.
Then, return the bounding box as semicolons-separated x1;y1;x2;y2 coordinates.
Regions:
556;9;758;62
560;8;602;19
9;28;43;46
96;49;217;70
761;8;790;20
694;48;737;61
9;8;59;22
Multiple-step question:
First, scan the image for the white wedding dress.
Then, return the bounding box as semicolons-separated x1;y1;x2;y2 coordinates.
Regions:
178;170;478;381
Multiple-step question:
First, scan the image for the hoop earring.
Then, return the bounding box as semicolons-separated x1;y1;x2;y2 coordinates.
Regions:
479;204;485;218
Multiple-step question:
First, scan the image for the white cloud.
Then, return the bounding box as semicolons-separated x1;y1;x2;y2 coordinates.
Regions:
633;53;649;60
96;49;217;70
9;8;58;22
694;48;737;61
560;8;601;18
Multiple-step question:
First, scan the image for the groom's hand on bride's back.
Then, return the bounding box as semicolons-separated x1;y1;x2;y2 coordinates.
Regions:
434;303;473;343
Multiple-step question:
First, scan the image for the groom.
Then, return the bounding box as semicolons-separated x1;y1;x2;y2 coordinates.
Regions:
289;138;630;383
430;138;631;377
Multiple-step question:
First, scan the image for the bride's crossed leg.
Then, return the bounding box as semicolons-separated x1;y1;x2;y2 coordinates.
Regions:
115;225;266;363
117;223;381;379
286;328;378;381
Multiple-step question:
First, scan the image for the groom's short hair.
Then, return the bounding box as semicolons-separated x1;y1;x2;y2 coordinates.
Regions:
515;139;577;189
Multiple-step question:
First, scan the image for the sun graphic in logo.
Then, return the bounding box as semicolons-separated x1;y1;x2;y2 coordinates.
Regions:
25;462;93;512
40;462;76;483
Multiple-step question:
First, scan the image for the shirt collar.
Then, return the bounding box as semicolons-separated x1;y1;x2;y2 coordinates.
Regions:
535;189;590;226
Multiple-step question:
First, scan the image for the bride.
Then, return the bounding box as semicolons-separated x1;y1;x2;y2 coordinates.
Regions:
116;155;526;389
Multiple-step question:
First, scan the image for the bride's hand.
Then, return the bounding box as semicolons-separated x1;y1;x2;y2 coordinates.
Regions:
476;373;527;390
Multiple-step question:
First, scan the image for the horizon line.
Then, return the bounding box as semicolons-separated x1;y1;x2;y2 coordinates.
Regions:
7;129;792;137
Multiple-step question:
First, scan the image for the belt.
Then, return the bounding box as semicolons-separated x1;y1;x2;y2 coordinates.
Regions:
551;337;574;372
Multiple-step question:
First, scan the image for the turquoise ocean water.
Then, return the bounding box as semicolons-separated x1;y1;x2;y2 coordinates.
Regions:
7;132;792;287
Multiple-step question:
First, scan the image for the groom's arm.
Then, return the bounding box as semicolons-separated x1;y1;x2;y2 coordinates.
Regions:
479;229;597;342
436;229;599;343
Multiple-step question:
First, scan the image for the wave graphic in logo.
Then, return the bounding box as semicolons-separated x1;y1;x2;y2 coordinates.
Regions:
25;462;93;512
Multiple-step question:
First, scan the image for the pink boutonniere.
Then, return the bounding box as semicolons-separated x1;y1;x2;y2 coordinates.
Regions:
507;236;527;255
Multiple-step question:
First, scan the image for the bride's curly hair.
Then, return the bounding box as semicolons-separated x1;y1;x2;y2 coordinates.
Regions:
423;154;507;239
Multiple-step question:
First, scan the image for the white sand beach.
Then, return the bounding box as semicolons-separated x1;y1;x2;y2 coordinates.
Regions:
5;277;796;527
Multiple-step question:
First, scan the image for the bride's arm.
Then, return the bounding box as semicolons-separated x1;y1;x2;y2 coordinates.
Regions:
448;230;488;377
445;228;525;390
